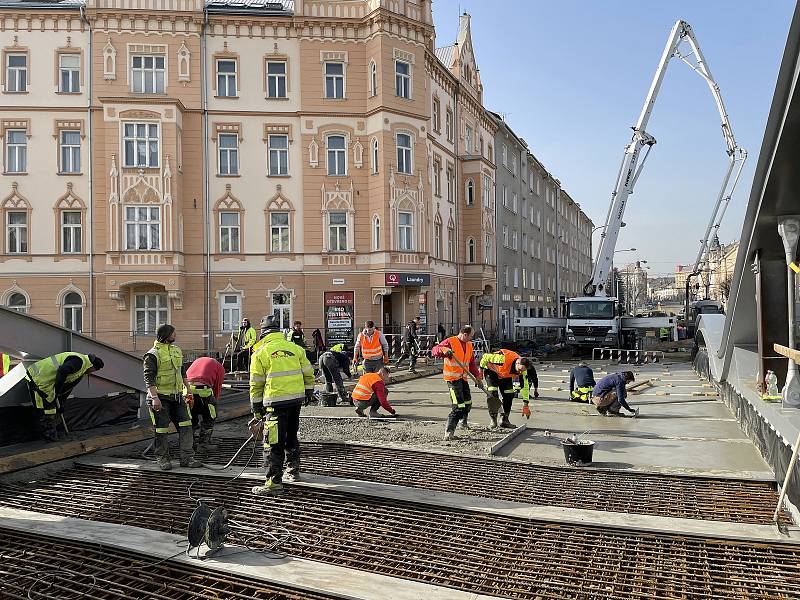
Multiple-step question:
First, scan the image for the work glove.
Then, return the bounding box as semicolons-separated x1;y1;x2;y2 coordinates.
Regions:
248;417;264;438
185;394;195;409
305;389;316;404
522;403;531;419
442;348;454;357
383;355;390;364
148;395;162;412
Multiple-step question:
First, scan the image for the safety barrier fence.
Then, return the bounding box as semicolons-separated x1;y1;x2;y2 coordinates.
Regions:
591;347;665;364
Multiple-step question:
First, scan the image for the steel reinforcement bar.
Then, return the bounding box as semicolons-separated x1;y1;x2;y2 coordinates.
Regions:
0;464;798;600
0;527;339;600
189;439;789;525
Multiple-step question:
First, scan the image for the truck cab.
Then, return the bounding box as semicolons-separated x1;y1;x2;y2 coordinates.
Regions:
565;297;621;349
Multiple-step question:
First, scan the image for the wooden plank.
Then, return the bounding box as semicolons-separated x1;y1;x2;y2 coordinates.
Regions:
774;343;800;363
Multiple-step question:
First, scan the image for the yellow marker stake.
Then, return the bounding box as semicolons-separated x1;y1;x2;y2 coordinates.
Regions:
790;262;800;274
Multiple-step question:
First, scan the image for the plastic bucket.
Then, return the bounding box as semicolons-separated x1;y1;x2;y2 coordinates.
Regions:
321;392;338;407
562;439;595;466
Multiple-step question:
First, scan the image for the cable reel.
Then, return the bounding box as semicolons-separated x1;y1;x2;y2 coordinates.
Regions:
187;502;231;558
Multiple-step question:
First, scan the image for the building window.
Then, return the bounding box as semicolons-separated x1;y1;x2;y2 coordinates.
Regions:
134;293;168;334
270;212;290;252
216;59;237;97
522;268;527;289
6;130;26;173
395;60;410;99
432;98;440;132
369;60;377;97
514;267;519;288
512;229;518;250
123;123;159;168
484;233;491;264
266;61;287;99
63;292;83;332
327;135;346;176
522;232;528;254
124;206;160;251
467;238;475;263
502;185;508;208
512;192;518;213
396;133;412;175
448;225;455;261
7;292;27;313
324;62;345;99
328;211;348;252
502;225;509;247
433;159;441;197
6;211;27;253
59;130;81;174
5;53;27;92
504;266;509;287
220;293;241;332
61;211;81;253
219;211;240;253
483;175;491;207
59;54;80;93
445;109;453;142
466;180;474;206
217;133;239;175
131;55;165;94
433;221;442;259
502;144;508;168
372;215;381;251
272;292;292;330
268;134;289;176
398;211;413;251
465;125;473;154
446;166;454;202
371;138;379;174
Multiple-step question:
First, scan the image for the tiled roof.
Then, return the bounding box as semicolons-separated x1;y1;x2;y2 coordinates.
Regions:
435;44;455;67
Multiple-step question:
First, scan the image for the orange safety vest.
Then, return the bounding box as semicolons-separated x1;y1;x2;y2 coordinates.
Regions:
358;330;384;360
352;372;382;401
487;349;521;379
443;336;474;382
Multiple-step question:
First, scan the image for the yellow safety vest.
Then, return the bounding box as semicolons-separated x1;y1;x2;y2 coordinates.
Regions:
146;341;183;395
250;332;314;410
1;353;10;376
27;352;93;405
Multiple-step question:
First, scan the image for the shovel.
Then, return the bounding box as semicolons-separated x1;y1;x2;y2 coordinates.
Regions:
448;355;490;397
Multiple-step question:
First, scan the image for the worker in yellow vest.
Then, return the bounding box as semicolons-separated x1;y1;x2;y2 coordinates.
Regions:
143;324;201;470
353;320;389;373
25;352;104;441
351;367;397;418
234;318;257;371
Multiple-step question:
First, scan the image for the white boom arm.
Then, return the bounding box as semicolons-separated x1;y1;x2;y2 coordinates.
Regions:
586;20;746;297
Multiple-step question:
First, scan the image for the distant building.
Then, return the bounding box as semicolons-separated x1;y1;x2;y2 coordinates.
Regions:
619;261;649;315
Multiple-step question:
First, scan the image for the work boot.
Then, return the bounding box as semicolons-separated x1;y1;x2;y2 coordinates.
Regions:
252;479;284;495
459;418;471;430
157;458;172;471
443;430;454;441
180;458;204;468
355;407;366;417
368;409;381;419
501;414;515;429
489;413;499;429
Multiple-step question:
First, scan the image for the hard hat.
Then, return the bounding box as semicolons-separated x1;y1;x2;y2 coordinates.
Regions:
259;315;281;336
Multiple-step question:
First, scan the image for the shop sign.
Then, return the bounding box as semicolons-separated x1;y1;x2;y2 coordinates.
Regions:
385;272;431;287
324;291;354;347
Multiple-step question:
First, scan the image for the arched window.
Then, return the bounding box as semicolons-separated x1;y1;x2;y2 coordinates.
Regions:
63;291;83;332
7;291;27;313
372;214;381;251
466;179;474;206
369;60;377;97
466;238;475;263
396;132;412;175
371;138;379;175
326;134;347;176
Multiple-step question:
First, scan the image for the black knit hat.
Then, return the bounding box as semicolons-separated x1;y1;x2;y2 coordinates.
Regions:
88;354;104;370
156;324;175;343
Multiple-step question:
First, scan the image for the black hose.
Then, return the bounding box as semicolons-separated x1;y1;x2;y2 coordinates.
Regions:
200;434;256;471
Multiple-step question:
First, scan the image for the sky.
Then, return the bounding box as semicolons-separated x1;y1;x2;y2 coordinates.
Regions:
433;0;795;275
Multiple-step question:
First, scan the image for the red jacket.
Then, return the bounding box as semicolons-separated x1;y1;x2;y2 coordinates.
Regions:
186;357;226;399
431;338;481;379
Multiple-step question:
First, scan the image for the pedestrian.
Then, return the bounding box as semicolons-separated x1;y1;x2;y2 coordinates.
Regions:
311;328;326;363
396;317;421;372
431;325;483;440
185;356;226;456
318;343;352;404
143;324;201;470
25;352;104;441
234;318;257;372
569;362;596;403
352;367;397;418
353;320;389;374
479;349;537;428
287;321;306;348
249;315;315;494
437;323;446;343
591;371;639;417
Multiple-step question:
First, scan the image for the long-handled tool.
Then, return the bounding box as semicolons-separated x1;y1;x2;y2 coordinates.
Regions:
774;430;800;529
447;354;490;397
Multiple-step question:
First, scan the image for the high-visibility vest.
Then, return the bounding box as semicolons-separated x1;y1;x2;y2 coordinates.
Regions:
0;353;9;376
443;336;474;382
358;330;383;360
352;372;382;401
481;349;520;379
146;341;184;395
250;332;314;409
27;352;93;405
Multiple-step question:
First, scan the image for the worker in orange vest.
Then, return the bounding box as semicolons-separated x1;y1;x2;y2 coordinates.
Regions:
431;325;483;440
480;349;537;428
353;320;389;374
351;367;397;418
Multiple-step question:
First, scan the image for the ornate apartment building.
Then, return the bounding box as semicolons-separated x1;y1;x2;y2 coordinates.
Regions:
0;0;590;351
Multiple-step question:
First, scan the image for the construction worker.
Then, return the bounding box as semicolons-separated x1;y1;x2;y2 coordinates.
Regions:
185;356;226;456
659;326;671;342
480;349;537;429
143;324;201;470
234;318;257;371
287;320;306;348
25;352;104;441
592;371;639;417
353;320;389;374
431;325;483;440
395;316;421;372
569;362;596;403
318;343;352;404
1;352;10;376
352;367;397;418
249;315;315;494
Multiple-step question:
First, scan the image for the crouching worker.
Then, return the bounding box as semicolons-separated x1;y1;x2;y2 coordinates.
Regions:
185;356;225;456
480;349;536;428
318;343;352;404
249;315;315;494
352;367;397;418
592;371;639;417
569;362;596;403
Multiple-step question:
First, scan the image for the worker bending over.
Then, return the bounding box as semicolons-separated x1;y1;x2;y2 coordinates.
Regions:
144;324;201;470
353;320;389;374
395;316;421;372
592;371;639;417
26;352;104;441
352;367;397;418
318;343;352;404
569;362;596;403
185;356;225;456
480;349;537;429
432;325;483;440
234;318;257;371
250;315;315;494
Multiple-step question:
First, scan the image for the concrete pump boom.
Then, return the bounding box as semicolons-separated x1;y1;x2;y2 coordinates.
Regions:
585;19;747;297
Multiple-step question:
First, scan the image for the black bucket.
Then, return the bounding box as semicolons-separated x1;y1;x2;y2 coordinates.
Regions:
562;439;595;466
321;392;338;407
